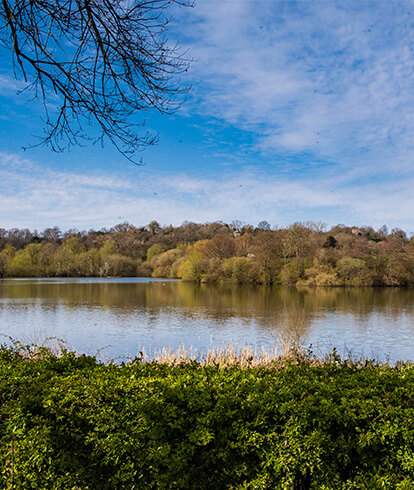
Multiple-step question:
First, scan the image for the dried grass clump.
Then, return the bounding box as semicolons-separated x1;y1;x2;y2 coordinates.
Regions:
1;335;67;361
3;334;399;369
273;307;308;356
134;343;321;369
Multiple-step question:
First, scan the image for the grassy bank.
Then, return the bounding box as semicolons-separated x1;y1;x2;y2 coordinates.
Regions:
1;345;414;489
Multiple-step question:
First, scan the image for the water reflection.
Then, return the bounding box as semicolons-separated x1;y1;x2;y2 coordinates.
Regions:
1;279;414;362
2;279;413;316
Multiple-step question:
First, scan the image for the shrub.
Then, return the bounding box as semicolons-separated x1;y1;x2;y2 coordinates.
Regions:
146;243;166;262
336;257;374;286
280;259;305;286
177;247;209;282
222;256;254;284
6;243;44;277
1;347;414;488
152;248;186;278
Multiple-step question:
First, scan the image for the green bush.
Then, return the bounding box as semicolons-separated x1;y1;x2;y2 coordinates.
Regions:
280;259;306;286
146;244;167;262
1;346;414;488
6;244;44;277
335;258;374;286
151;248;186;278
222;257;254;284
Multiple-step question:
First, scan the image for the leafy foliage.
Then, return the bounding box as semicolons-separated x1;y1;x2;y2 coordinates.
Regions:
1;346;414;488
1;222;414;286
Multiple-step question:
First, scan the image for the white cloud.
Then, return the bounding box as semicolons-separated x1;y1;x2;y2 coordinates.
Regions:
1;152;413;232
178;0;414;174
0;74;24;94
1;2;414;232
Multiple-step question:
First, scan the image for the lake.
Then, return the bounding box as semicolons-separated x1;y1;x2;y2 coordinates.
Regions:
1;278;413;363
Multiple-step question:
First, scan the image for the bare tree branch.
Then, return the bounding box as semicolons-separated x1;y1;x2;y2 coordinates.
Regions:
0;0;193;163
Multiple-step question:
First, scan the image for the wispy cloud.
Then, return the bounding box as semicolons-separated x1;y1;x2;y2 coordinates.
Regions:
1;2;413;231
179;0;414;174
0;73;24;94
1;152;413;232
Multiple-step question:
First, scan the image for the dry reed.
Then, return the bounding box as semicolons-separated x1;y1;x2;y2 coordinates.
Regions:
3;335;395;368
134;343;317;368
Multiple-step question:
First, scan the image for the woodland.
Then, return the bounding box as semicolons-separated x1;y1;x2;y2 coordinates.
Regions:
1;221;413;286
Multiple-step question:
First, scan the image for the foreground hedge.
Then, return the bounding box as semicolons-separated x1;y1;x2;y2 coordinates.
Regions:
1;348;414;489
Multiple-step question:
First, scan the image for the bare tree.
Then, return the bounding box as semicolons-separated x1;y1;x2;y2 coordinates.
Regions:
0;0;192;162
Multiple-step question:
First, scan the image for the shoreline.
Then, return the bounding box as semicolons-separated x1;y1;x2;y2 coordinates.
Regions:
1;275;414;288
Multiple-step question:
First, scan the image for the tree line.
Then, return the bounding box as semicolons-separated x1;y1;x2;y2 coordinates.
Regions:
1;221;413;286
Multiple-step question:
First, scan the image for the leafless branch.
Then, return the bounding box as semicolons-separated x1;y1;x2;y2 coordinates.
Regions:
0;0;193;163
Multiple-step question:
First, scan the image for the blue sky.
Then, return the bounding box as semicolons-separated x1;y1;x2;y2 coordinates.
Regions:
0;0;413;232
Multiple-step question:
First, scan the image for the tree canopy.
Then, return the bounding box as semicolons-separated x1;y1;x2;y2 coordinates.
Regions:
1;221;413;286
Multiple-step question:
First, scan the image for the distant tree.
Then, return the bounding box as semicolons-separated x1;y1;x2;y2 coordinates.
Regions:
146;243;166;261
147;221;161;235
4;228;32;248
390;228;408;244
196;222;231;240
323;235;337;249
63;229;82;240
201;235;235;259
406;236;414;256
235;233;253;256
2;221;414;286
241;224;254;235
283;223;312;258
303;221;327;233
230;220;244;233
253;231;283;283
41;226;62;243
257;220;271;231
0;0;192;162
378;225;388;238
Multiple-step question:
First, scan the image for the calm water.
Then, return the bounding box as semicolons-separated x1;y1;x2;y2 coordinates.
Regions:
1;278;414;363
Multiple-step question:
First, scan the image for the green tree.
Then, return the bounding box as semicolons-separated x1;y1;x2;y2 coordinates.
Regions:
151;248;186;278
0;246;15;277
7;243;44;277
147;243;166;262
